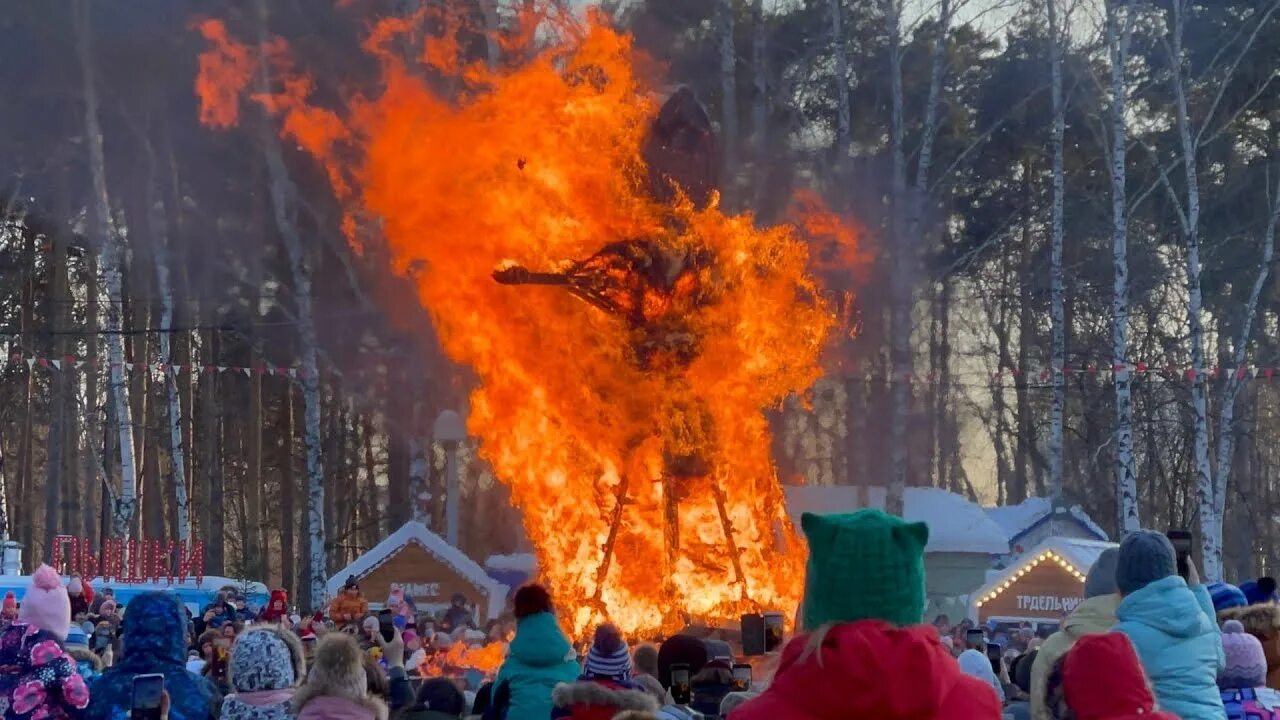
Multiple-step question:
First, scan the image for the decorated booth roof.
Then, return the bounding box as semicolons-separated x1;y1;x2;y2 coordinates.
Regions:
784;485;1010;556
985;497;1108;545
326;521;508;620
972;537;1118;612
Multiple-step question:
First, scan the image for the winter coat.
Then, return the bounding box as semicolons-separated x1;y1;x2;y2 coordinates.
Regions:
69;596;90;620
440;605;473;632
1060;633;1178;720
1230;604;1280;690
295;697;386;720
219;629;304;720
957;650;1004;703
1113;576;1226;720
0;623;91;720
1222;687;1280;719
66;648;105;687
484;612;580;720
1030;594;1119;720
86;592;222;720
729;621;1002;720
550;678;659;720
327;594;369;626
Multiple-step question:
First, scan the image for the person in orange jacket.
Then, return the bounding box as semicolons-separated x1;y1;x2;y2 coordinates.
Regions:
729;510;1002;720
328;576;369;626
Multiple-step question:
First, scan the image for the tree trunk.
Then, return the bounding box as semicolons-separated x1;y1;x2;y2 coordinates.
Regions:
145;148;191;543
716;0;738;202
247;360;263;577
387;389;411;532
281;382;296;597
1014;156;1035;502
884;0;910;515
1208;173;1280;578
829;0;850;170
257;0;328;607
75;0;138;539
82;251;101;545
16;225;35;561
1106;0;1139;533
201;330;225;574
751;0;766;162
1047;0;1067;504
44;221;69;560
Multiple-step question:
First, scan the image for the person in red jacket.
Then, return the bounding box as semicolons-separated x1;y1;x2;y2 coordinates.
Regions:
259;589;289;624
729;509;1001;720
1055;633;1178;720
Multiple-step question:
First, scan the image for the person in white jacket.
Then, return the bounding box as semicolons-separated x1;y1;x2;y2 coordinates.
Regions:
958;635;1005;703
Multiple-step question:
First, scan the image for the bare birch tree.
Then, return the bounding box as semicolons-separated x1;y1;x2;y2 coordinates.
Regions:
1105;0;1139;533
74;0;137;539
256;0;328;607
1046;0;1067;504
1156;0;1279;578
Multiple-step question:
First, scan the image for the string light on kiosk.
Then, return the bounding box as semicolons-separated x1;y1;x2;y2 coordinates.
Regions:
974;550;1086;608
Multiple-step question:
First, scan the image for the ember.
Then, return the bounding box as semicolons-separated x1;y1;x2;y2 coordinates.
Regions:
195;3;856;636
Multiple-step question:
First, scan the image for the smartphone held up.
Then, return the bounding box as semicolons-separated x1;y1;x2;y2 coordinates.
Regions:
131;673;165;720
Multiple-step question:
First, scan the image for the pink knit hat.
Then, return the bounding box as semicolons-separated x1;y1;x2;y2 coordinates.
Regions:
19;564;71;641
1220;619;1268;689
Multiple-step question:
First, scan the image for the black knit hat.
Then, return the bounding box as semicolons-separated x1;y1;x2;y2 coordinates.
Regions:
344;575;359;591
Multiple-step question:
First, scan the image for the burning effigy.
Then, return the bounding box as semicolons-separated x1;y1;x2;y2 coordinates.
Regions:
195;2;853;636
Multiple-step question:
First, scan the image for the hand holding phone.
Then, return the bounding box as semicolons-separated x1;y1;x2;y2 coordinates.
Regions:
131;674;166;720
670;664;691;705
1167;530;1193;580
732;662;752;691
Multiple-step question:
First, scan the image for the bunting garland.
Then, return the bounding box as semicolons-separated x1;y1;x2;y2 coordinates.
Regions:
8;353;310;379
830;361;1280;387
6;353;1278;387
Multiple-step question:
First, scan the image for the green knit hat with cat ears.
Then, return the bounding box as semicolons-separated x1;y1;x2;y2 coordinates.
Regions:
800;509;929;631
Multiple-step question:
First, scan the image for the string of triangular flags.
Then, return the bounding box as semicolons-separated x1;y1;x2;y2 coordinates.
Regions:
836;362;1280;386
6;353;316;379
8;353;1279;386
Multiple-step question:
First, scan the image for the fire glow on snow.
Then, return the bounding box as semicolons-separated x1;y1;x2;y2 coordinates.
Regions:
194;2;859;636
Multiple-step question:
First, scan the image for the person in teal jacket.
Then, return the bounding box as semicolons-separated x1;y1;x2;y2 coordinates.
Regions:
1112;530;1226;720
484;584;579;720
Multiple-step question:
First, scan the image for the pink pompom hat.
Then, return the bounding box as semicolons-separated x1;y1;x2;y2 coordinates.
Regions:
19;564;71;641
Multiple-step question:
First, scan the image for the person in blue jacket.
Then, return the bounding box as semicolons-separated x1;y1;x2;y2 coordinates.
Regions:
87;592;221;720
484;584;579;720
1112;530;1225;720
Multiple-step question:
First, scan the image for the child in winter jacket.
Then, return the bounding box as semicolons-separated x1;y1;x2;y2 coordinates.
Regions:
1031;548;1120;720
258;590;290;624
1058;633;1179;720
328;577;369;627
0;565;90;720
1224;603;1280;690
730;510;1002;720
551;624;658;720
485;584;579;720
1219;620;1280;719
1112;531;1225;720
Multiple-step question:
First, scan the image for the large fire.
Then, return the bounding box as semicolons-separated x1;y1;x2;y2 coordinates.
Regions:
195;2;857;636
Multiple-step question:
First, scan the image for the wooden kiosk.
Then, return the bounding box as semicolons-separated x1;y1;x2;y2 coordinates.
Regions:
326;521;509;622
971;537;1117;631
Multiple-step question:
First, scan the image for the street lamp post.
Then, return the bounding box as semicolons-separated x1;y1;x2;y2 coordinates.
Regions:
433;410;466;548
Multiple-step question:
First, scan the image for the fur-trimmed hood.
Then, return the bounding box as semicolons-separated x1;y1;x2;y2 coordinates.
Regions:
1228;603;1280;639
552;679;660;714
293;634;387;720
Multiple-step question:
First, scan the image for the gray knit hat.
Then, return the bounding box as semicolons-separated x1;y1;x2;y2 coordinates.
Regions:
1084;548;1120;598
1116;531;1177;595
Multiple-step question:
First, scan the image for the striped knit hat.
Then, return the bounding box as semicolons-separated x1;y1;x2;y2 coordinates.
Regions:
1220;620;1268;689
584;623;631;680
1208;582;1248;614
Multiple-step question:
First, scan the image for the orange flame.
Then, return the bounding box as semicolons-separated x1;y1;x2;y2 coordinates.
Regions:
196;5;859;637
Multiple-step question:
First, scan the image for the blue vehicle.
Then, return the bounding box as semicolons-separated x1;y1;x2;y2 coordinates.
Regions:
0;574;269;617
